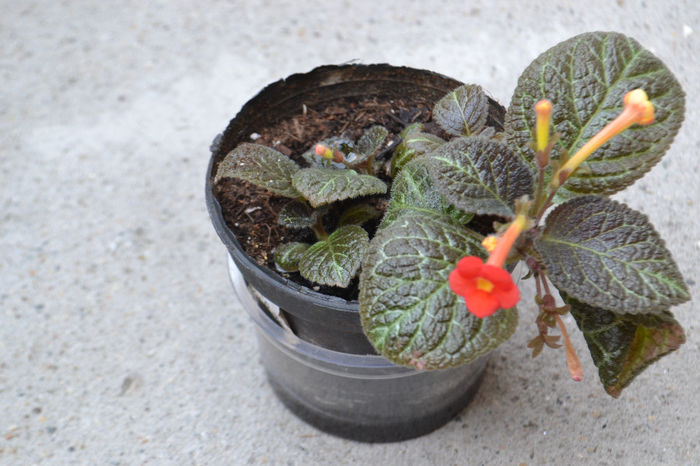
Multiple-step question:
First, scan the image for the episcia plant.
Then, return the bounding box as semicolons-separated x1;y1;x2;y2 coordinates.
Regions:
217;31;690;397
215;125;390;287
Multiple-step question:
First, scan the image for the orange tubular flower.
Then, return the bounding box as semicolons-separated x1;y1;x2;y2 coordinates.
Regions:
449;215;527;318
551;89;655;188
449;257;520;318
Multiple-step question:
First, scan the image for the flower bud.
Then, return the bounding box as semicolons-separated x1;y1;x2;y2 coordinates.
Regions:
535;99;552;153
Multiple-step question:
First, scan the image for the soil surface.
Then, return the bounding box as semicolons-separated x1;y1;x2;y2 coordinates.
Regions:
215;95;455;299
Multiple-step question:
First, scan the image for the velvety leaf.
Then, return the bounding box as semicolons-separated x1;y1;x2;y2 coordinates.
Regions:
390;123;445;178
428;136;534;217
301;137;354;167
215;143;300;198
565;294;685;398
298;225;369;287
536;196;690;314
359;212;518;369
291;167;387;208
434;84;489;136
338;204;381;227
274;242;311;272
505;31;685;200
278;200;317;229
356;125;388;159
381;157;473;230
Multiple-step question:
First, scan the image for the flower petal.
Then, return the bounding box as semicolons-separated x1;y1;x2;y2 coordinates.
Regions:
456;256;483;277
494;282;520;309
481;264;515;288
464;288;500;318
449;268;475;297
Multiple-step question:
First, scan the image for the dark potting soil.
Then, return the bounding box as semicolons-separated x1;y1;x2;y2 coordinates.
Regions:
214;95;484;300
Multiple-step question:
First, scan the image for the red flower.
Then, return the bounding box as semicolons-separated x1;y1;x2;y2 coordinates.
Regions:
449;256;520;318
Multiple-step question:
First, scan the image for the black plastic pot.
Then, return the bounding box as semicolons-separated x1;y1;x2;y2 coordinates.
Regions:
206;64;503;441
227;256;487;442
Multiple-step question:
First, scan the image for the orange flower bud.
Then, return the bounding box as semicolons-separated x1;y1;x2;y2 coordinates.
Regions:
314;144;333;160
535;99;552;153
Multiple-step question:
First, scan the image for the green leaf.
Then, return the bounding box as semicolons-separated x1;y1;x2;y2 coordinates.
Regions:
428;136;534;217
535;196;690;314
298;225;369;287
390;123;445;178
433;84;489;137
274;242;311;272
301;137;354;167
338;204;381;227
215;143;300;198
359;212;518;369
278;200;317;229
505;31;685;200
291;167;387;208
381;157;473;230
565;294;685;398
356;125;388;159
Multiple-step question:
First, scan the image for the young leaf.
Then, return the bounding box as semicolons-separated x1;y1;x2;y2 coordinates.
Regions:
565;294;685;398
433;84;489;137
359;211;518;369
428;136;534;217
391;123;445;178
505;31;685;200
278;200;317;229
298;225;369;287
381;157;473;230
215;143;300;198
291;167;387;208
274;242;311;272
356;125;388;158
338;204;381;227
535;196;690;314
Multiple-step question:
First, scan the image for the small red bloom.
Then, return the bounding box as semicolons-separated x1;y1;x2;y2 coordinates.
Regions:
449;256;520;318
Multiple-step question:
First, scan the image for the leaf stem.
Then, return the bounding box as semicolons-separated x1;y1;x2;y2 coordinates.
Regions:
541;273;553;296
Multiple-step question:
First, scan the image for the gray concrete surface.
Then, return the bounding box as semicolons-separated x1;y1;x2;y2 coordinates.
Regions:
1;0;698;464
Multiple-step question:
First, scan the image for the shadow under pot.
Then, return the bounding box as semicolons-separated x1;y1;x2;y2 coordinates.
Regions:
206;64;504;442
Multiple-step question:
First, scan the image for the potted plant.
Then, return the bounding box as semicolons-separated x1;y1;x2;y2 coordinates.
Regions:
206;31;689;441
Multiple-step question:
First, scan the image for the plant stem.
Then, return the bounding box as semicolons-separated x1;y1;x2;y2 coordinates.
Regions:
530;166;547;220
311;216;328;241
367;154;375;175
534;188;558;224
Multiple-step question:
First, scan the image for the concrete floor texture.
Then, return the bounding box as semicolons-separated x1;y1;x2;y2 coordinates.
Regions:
1;0;698;464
